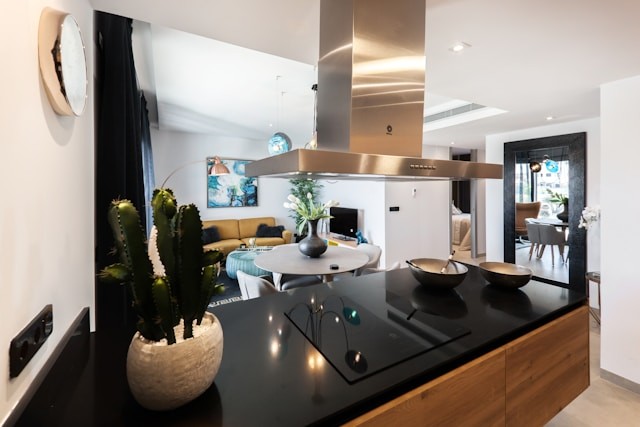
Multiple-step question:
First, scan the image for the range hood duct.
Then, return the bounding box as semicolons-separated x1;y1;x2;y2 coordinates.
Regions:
246;0;502;181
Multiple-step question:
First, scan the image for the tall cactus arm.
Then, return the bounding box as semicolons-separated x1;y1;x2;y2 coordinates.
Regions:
203;249;224;267
148;226;166;277
152;277;176;344
196;264;222;325
107;200;156;338
98;263;131;284
151;189;177;282
175;204;204;339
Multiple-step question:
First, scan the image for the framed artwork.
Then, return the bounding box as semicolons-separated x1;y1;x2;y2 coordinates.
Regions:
207;158;258;208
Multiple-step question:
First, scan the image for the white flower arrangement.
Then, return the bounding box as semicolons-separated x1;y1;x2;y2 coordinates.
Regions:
283;193;339;234
578;205;600;230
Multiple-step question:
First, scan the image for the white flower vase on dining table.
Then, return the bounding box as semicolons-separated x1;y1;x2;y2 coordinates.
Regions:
298;219;327;258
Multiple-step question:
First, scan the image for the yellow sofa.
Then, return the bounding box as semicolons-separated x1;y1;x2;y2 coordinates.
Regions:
202;217;292;257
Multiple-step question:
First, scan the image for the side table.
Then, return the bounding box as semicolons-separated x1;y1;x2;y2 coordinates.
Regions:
585;271;601;324
225;248;273;280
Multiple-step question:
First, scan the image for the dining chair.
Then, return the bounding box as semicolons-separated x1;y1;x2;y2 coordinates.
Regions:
236;270;278;300
353;244;382;276
537;224;566;266
361;260;401;275
331;243;383;281
279;274;324;290
525;220;542;261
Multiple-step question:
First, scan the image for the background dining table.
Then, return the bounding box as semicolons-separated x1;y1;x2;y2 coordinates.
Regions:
254;243;369;288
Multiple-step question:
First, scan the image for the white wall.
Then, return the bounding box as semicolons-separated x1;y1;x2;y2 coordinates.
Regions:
485;118;601;272
600;75;640;386
384;146;451;267
0;0;95;423
151;129;293;228
475;149;488;255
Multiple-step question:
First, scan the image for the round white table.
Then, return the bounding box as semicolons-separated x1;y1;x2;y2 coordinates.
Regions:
254;243;369;287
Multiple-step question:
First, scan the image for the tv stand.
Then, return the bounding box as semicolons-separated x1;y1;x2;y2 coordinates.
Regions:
319;233;357;249
336;235;355;241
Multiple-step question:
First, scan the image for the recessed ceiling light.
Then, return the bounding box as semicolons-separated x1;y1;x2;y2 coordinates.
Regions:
450;141;455;145
449;42;471;53
546;116;554;121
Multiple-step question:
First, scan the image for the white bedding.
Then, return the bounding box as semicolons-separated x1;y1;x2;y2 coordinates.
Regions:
452;213;471;250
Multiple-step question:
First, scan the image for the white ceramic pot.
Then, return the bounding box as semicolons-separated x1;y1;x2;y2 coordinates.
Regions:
126;312;223;411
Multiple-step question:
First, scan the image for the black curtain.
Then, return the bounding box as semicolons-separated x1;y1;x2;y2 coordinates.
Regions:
95;12;154;331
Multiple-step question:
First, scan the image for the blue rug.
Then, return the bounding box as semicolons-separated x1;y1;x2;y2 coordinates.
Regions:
207;269;242;308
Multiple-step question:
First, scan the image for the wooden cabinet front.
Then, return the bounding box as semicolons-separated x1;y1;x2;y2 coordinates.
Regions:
505;305;590;426
346;306;589;427
345;348;506;427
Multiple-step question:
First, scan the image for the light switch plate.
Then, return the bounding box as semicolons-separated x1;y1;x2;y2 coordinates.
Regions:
9;305;53;378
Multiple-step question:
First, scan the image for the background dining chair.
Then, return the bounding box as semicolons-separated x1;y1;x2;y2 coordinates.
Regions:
332;243;383;281
537;224;566;266
361;260;401;275
353;244;382;276
236;270;278;300
278;273;323;291
525;220;542;260
515;201;541;243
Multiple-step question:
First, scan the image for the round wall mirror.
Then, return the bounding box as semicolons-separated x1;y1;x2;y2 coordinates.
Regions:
38;8;88;116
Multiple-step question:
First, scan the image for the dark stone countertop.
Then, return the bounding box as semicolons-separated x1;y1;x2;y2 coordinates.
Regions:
16;265;586;427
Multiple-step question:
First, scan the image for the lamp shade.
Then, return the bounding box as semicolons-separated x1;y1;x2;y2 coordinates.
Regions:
529;161;542;173
268;132;292;156
210;157;230;176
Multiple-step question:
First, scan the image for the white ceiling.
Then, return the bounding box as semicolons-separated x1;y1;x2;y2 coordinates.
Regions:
91;0;640;150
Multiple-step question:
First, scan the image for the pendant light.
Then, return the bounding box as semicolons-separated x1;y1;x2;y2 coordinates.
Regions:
268;75;292;156
305;83;318;150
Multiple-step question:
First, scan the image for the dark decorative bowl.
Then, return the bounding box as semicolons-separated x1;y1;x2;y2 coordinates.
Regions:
406;258;468;289
478;262;532;289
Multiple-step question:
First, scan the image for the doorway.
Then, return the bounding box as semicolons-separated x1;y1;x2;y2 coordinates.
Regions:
451;149;480;262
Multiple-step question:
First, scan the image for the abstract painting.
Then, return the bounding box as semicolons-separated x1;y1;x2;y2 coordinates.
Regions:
207;158;258;208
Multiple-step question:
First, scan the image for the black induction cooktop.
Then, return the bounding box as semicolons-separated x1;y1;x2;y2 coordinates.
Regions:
285;293;470;384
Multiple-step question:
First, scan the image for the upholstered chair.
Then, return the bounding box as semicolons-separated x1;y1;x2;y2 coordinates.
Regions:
515;202;541;242
236;270;278;300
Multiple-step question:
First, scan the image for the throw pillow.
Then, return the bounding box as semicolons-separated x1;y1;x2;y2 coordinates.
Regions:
202;226;220;244
452;202;463;215
256;223;285;238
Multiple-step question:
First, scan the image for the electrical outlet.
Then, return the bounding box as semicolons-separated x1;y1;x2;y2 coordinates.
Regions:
9;305;53;378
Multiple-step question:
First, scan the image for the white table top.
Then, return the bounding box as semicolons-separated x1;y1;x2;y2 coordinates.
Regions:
531;217;569;227
254;243;369;276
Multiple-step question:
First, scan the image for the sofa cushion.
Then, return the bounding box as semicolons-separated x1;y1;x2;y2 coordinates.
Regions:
239;217;275;239
256;223;285;238
202;226;220;244
204;239;244;257
203;219;240;240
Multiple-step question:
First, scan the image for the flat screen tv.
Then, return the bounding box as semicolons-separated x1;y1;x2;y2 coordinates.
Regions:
329;207;358;239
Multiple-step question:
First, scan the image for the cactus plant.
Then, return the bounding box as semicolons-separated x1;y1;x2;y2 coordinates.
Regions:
99;188;224;344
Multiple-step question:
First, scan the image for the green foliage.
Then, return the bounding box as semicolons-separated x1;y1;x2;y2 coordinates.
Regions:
99;190;225;344
547;189;569;204
287;179;323;234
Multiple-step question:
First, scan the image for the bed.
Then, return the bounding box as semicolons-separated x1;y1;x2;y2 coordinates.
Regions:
452;213;471;251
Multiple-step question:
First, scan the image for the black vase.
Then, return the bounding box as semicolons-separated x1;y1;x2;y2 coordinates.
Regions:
556;202;569;222
298;219;327;258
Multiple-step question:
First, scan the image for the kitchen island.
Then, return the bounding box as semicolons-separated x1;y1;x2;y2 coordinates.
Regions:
15;265;588;426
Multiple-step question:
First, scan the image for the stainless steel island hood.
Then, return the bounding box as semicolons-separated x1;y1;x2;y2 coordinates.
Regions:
246;0;502;181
